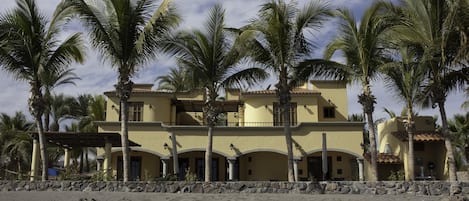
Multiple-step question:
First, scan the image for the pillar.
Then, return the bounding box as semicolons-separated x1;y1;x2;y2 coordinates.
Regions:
161;159;169;177
293;159;299;182
30;139;39;181
227;158;236;181
64;148;71;168
103;140;112;181
357;158;364;181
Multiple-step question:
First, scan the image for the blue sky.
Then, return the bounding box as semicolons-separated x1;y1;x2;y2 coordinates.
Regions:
0;0;466;123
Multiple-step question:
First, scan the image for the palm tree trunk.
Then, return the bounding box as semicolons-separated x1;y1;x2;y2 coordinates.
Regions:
359;89;378;182
117;77;133;182
170;132;179;179
35;114;48;181
17;159;21;180
438;100;458;182
406;107;415;181
280;87;295;182
205;125;213;182
365;110;378;181
44;111;50;132
120;99;130;182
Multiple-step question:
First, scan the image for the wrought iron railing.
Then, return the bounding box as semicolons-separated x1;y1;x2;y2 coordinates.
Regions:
161;122;298;127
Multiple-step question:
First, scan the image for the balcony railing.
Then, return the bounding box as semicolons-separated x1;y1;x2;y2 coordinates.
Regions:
161;122;298;127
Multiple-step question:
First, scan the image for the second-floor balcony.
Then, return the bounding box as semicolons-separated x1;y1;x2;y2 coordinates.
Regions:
159;121;299;127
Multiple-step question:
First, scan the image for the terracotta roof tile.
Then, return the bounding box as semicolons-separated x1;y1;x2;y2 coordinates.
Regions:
364;153;402;164
377;153;401;164
242;88;320;95
392;131;444;142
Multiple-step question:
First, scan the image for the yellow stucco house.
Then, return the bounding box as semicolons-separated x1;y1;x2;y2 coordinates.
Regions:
90;80;366;181
376;116;447;181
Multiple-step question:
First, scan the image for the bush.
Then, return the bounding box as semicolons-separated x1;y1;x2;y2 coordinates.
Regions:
387;170;405;181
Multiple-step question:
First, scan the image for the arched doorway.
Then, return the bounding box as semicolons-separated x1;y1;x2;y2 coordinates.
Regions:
110;149;163;181
169;150;227;181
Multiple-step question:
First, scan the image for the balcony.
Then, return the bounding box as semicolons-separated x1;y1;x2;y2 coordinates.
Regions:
161;122;298;127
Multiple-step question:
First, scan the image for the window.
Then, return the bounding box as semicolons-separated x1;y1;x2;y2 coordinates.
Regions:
273;102;297;126
323;107;335;118
119;102;144;121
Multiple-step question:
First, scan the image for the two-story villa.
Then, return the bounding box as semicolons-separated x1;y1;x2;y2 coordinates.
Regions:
89;80;365;181
29;80;366;181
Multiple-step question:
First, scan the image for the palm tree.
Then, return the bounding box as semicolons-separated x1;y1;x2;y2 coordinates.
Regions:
0;0;85;180
449;112;469;171
68;0;180;182
300;2;396;181
162;4;267;181
43;68;80;131
0;112;33;179
235;0;331;182
381;46;426;181
49;94;76;131
390;0;468;182
156;66;195;92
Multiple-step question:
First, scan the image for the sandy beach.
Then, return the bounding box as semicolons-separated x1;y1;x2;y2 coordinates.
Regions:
0;192;450;201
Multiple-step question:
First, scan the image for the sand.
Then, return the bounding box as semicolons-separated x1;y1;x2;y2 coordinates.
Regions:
0;192;448;201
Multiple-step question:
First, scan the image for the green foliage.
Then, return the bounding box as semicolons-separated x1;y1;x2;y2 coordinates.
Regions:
184;168;197;182
387;170;405;181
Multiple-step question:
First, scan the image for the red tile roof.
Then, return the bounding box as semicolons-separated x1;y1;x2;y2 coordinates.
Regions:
377;153;402;164
242;88;320;95
392;131;444;142
364;153;402;164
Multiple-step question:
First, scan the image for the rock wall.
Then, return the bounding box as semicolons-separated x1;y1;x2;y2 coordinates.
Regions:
0;180;467;196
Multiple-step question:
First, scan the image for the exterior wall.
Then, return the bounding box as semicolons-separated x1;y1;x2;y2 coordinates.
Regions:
105;96;172;123
110;151;161;181
97;122;364;181
239;152;287;181
311;81;348;121
242;96;276;125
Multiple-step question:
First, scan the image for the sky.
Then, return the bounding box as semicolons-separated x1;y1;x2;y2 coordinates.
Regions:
0;0;466;124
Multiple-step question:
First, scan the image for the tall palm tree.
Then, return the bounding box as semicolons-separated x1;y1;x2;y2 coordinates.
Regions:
43;68;80;131
68;0;180;182
163;4;267;181
381;46;426;180
297;2;396;181
391;0;468;182
235;0;331;182
156;66;195;92
0;0;85;180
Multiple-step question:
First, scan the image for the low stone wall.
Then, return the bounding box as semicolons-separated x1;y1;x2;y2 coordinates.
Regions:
0;180;467;196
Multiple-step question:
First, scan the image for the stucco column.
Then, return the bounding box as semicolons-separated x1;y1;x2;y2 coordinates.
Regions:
103;140;112;181
161;159;169;177
293;159;300;182
64;148;71;168
227;158;236;181
30;139;39;181
357;158;364;181
170;132;179;178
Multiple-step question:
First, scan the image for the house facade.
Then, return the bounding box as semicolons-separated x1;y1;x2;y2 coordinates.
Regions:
376;116;447;180
95;80;366;181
